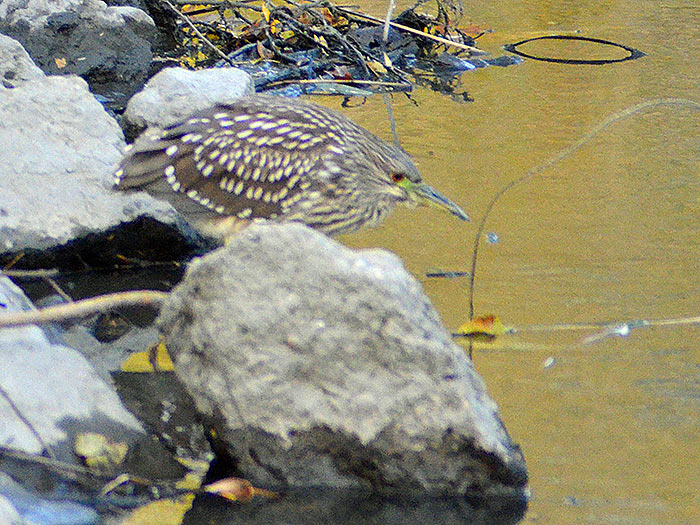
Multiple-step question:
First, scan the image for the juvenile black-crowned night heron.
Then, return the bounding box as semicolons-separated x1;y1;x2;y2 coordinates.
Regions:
114;95;469;238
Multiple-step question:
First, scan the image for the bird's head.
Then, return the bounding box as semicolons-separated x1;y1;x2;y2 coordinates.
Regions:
358;140;470;223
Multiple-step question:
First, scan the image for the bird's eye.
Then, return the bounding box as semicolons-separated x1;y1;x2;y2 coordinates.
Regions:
391;173;405;183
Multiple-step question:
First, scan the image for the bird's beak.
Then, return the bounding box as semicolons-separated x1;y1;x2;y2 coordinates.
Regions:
409;183;470;221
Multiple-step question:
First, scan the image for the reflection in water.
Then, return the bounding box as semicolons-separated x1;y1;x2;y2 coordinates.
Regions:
335;0;700;523
185;489;527;525
504;35;645;64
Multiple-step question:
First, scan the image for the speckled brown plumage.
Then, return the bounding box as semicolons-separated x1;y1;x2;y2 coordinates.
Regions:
114;95;468;238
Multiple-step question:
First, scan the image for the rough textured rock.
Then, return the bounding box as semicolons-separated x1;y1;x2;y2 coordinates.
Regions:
0;277;145;461
159;223;528;498
0;0;154;94
0;492;24;525
0;75;185;254
0;33;44;89
122;67;254;133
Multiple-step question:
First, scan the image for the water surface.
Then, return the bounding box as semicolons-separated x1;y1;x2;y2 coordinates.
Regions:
327;1;699;522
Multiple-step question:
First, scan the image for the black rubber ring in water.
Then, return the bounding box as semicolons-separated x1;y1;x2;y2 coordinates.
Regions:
503;35;646;65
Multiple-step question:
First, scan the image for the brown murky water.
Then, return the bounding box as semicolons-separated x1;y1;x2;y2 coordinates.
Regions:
318;1;700;523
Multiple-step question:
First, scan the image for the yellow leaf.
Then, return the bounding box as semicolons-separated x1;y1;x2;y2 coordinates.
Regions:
270;18;281;34
176;471;207;491
74;432;128;470
279;29;295;39
175;456;211;475
55;57;67;68
180;56;196;68
121;341;174;372
261;2;270;22
366;59;387;75
174;456;211;491
122;495;194;525
313;34;328;48
456;315;510;341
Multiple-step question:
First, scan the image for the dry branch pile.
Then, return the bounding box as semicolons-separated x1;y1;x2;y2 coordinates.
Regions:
152;0;512;101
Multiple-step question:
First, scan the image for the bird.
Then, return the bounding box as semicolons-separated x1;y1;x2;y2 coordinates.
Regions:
113;95;469;239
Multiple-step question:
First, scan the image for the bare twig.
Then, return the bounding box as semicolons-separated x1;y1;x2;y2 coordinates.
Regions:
465;98;700;357
381;0;396;67
0;446;96;476
509;315;700;344
272;7;373;78
0;269;60;279
2;253;24;271
0;290;168;329
0;384;57;459
336;6;484;55
0;446;198;495
265;78;410;89
163;0;235;65
45;278;73;304
3;260;183;282
381;0;400;148
454;315;700;347
1;268;73;302
170;0;260;8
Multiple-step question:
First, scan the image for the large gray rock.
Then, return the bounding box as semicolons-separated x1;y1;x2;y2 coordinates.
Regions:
0;75;183;253
0;33;44;90
0;0;153;93
159;223;528;498
0;277;144;461
123;66;254;132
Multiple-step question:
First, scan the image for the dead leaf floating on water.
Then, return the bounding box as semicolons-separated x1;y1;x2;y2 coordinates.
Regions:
456;315;510;342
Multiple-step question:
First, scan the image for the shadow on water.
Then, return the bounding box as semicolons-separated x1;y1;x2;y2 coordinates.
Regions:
184;488;528;525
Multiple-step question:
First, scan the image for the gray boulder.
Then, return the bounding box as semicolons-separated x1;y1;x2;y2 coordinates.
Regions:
0;276;144;461
0;33;44;89
158;223;528;498
122;66;254;134
0;0;154;93
0;74;184;254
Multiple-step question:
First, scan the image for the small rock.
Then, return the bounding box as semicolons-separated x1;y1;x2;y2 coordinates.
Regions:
0;75;182;254
0;277;144;461
0;34;44;90
123;66;254;133
0;0;154;95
